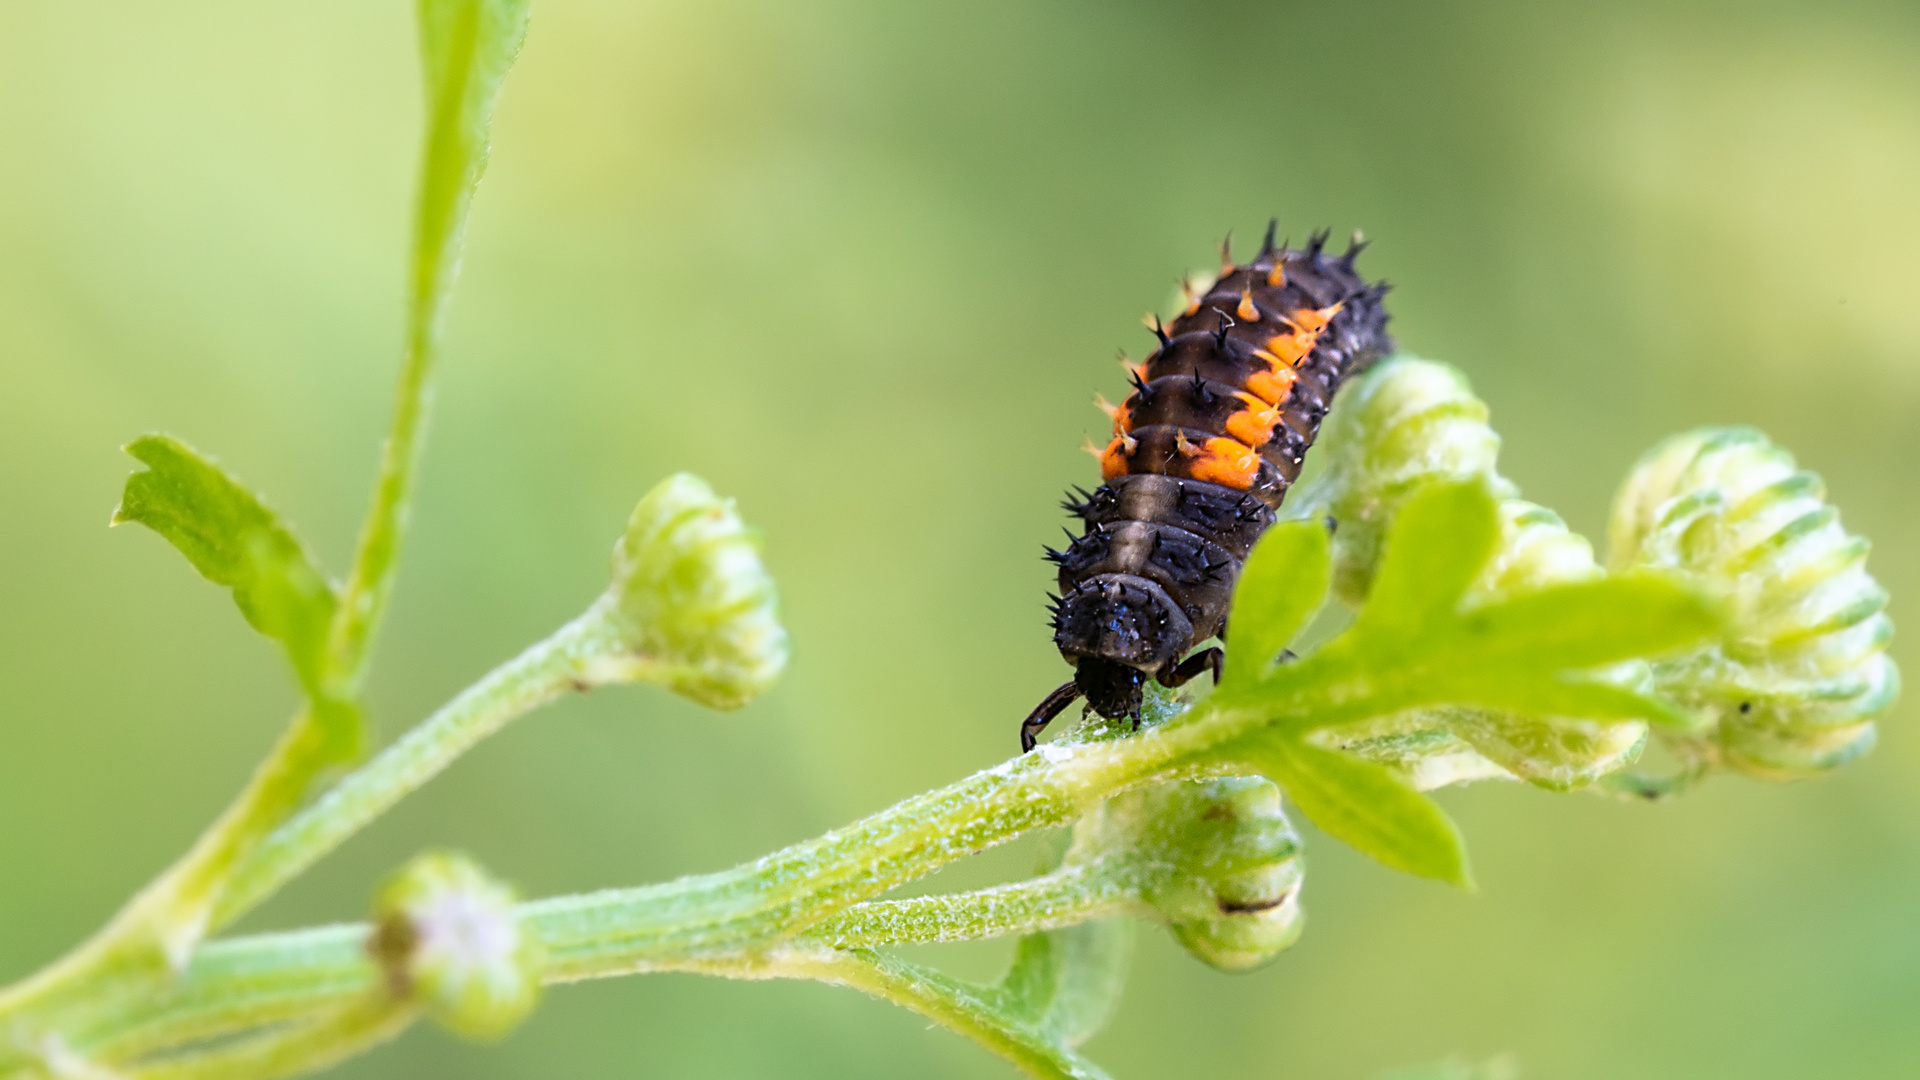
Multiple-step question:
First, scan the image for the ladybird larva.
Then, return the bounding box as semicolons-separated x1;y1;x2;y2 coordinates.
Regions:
1025;223;1394;750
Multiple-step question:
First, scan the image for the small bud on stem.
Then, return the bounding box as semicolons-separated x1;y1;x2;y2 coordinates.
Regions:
580;472;789;709
370;852;543;1041
1609;428;1897;777
1295;359;1652;791
1066;777;1304;972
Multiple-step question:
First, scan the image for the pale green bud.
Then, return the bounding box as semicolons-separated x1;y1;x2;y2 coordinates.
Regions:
1065;777;1304;972
369;851;543;1041
582;473;788;710
1298;359;1648;790
1470;500;1601;599
1290;357;1513;606
1608;427;1897;777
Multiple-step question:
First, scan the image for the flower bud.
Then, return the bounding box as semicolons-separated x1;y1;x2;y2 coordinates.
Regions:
1608;427;1897;777
1295;359;1649;790
1065;777;1304;972
1290;357;1512;606
1470;499;1600;598
584;473;788;710
369;851;543;1041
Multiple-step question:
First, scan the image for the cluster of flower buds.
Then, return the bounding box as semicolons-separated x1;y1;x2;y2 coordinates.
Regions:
1291;357;1509;606
580;473;788;710
1608;428;1897;777
369;851;544;1041
1063;777;1304;972
1293;358;1649;790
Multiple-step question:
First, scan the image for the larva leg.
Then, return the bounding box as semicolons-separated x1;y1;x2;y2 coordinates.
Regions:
1020;680;1083;753
1158;646;1224;689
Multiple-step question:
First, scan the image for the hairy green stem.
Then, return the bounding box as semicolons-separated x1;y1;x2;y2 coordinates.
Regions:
319;0;495;693
129;996;414;1080
806;865;1135;949
71;889;1125;1080
0;1;518;1032
0;709;339;1032
56;723;1232;1069
518;722;1222;980
214;612;619;925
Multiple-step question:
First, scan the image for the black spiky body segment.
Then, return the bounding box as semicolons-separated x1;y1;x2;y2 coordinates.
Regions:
1038;226;1393;736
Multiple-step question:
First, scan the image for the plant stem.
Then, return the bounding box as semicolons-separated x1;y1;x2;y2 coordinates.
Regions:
0;709;338;1029
128;996;414;1080
319;0;503;695
58;724;1233;1067
805;865;1137;949
214;611;618;926
522;729;1201;980
74;925;379;1068
0;2;526;1026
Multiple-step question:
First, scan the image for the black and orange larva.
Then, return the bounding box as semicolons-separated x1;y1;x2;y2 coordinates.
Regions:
1021;222;1393;751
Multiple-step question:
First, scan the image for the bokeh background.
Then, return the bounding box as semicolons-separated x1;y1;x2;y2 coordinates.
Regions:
3;0;1917;1076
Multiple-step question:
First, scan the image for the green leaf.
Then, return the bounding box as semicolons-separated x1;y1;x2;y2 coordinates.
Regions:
996;920;1131;1049
1200;478;1719;878
1224;734;1471;887
1227;481;1718;727
114;435;338;695
411;0;530;331
1222;520;1330;682
1454;574;1724;673
835;950;1115;1080
1353;477;1501;643
325;0;532;688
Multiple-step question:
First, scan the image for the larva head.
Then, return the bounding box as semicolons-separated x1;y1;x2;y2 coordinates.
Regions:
1052;574;1193;718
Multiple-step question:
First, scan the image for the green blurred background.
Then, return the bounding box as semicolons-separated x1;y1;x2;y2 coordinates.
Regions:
2;0;1917;1076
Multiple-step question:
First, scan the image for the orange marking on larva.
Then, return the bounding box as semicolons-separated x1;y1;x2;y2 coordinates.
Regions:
1112;403;1133;436
1225;392;1282;446
1262;333;1314;367
1190;438;1260;489
1282;302;1344;334
1266;263;1286;287
1245;364;1297;406
1236;289;1261;322
1099;437;1128;480
1174;429;1200;458
1184;297;1202;317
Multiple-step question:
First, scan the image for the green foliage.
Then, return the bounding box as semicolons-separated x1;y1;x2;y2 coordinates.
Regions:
114;436;338;699
1219;519;1330;681
1290;356;1508;606
328;0;533;691
1232;735;1470;886
1081;778;1305;971
1291;359;1674;793
593;472;790;709
1609;426;1898;779
370;851;542;1041
1202;479;1718;885
0;3;1893;1079
995;922;1132;1049
410;0;531;331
